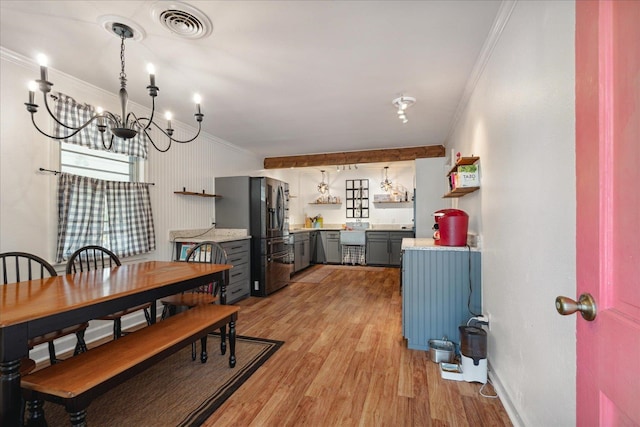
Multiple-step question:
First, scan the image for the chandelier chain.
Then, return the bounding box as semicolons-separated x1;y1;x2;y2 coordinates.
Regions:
119;34;127;85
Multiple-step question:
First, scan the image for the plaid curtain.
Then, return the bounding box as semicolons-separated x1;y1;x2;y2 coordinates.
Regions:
56;173;156;262
53;92;149;159
342;245;366;265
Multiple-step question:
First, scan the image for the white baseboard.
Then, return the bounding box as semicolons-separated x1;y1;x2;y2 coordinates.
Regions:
488;361;525;427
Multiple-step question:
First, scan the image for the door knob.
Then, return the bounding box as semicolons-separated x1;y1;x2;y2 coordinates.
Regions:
555;293;597;321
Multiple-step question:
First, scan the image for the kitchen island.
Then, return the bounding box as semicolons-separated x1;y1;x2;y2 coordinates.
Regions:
401;238;481;350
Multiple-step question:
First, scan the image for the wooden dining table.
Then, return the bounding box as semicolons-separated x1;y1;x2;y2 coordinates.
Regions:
0;260;231;426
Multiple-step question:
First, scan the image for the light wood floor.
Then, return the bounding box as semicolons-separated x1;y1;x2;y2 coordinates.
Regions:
205;265;512;427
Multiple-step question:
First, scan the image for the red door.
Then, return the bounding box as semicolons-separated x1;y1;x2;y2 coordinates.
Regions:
574;0;640;425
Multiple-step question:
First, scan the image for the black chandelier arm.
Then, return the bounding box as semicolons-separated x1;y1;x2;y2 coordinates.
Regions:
99;131;115;151
145;118;203;144
172;121;202;144
29;113;98;140
42;93;82;131
128;111;153;134
143;127;172;153
41;93;120;131
144;96;156;131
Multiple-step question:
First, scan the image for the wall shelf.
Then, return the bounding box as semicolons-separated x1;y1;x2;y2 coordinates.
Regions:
373;201;411;204
174;191;221;198
309;202;342;205
442;187;480;198
443;156;480;198
446;156;480;176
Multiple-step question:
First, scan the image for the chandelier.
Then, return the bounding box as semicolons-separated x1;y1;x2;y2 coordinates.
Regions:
380;166;393;192
24;22;203;153
317;170;329;194
391;95;416;124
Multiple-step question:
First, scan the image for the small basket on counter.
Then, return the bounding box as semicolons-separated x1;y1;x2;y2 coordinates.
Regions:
428;337;455;363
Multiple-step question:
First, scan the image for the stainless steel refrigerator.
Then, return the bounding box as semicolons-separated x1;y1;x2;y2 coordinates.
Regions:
215;176;291;296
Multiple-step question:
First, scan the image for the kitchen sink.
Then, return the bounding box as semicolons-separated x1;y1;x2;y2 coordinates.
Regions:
340;230;366;245
340;222;369;245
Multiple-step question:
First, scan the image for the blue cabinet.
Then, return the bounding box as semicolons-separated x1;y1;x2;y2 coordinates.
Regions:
402;248;481;350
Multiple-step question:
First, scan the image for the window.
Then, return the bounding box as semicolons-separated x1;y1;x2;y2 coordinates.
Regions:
54;93;155;262
60;142;142;182
60;142;144;250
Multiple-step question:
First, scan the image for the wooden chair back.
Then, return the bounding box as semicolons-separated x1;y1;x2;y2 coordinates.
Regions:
0;251;57;284
185;242;228;296
65;245;121;274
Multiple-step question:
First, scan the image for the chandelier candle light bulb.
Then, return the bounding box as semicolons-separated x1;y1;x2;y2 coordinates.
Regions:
37;53;48;82
147;63;156;87
165;111;173;136
194;94;202;115
27;81;37;104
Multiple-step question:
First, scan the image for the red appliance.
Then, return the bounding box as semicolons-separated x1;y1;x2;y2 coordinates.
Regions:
433;209;468;246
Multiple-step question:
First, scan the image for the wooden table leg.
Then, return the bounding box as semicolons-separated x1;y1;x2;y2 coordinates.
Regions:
229;318;236;368
1;359;21;427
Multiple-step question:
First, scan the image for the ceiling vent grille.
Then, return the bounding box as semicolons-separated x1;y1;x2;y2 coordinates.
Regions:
151;1;212;39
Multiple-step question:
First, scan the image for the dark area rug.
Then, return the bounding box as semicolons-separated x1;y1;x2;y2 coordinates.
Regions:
33;335;283;427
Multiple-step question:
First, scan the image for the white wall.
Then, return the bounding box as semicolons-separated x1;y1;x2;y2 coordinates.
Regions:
275;164;417;227
445;2;576;425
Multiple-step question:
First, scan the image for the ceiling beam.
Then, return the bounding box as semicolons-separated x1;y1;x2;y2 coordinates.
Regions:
263;145;445;169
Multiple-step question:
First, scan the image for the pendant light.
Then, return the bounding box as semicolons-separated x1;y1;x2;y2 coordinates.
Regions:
317;170;329;194
380;167;393;192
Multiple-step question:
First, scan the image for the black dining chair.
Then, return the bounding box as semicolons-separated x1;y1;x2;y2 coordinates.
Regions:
65;245;152;339
160;241;228;362
0;252;89;365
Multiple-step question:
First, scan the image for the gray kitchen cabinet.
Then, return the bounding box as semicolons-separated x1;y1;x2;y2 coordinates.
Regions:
324;231;342;264
309;231;319;263
219;239;251;303
316;230;341;264
293;232;310;273
402;247;481;350
366;232;390;265
366;231;414;266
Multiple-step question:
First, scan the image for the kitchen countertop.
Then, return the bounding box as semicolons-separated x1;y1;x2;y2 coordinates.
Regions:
401;238;479;252
289;225;414;233
169;228;251;243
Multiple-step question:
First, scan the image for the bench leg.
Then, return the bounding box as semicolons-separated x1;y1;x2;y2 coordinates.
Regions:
220;326;227;355
229;319;236;368
200;336;208;363
68;409;87;427
25;399;46;427
74;330;88;355
113;319;122;340
47;341;57;365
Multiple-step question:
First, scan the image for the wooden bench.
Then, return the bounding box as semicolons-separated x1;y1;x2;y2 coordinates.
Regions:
21;303;239;426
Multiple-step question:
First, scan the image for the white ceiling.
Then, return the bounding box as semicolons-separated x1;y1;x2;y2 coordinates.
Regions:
0;0;502;159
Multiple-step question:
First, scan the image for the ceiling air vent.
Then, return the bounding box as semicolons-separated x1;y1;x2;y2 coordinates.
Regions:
151;1;213;39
